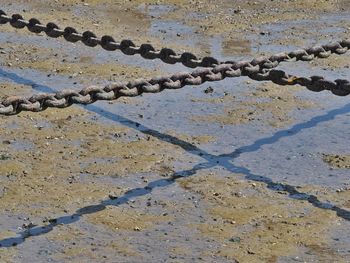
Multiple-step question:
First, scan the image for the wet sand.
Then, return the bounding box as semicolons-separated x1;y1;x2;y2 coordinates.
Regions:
0;1;350;262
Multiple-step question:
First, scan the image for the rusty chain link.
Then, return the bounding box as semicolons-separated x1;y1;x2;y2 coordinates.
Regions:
1;9;349;70
1;63;349;115
0;10;218;68
0;9;349;116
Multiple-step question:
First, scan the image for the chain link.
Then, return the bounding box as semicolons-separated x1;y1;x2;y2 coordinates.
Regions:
1;10;349;70
1;63;349;115
0;10;219;68
0;9;349;116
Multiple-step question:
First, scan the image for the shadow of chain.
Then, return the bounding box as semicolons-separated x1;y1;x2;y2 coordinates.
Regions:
0;68;349;248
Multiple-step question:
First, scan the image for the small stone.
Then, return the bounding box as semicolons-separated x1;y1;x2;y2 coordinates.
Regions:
229;236;241;243
204;86;214;94
108;194;118;200
48;218;57;224
224;219;236;224
22;222;36;229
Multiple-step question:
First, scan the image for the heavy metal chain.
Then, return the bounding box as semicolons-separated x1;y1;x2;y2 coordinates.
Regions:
0;10;349;116
1;10;349;70
1;64;349;115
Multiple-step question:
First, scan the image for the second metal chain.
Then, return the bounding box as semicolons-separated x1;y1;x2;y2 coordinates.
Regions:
1;63;349;116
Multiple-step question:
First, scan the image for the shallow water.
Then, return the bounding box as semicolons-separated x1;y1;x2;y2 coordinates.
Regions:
0;2;350;262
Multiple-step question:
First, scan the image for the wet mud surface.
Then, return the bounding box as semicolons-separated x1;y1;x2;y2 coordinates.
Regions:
0;1;350;262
